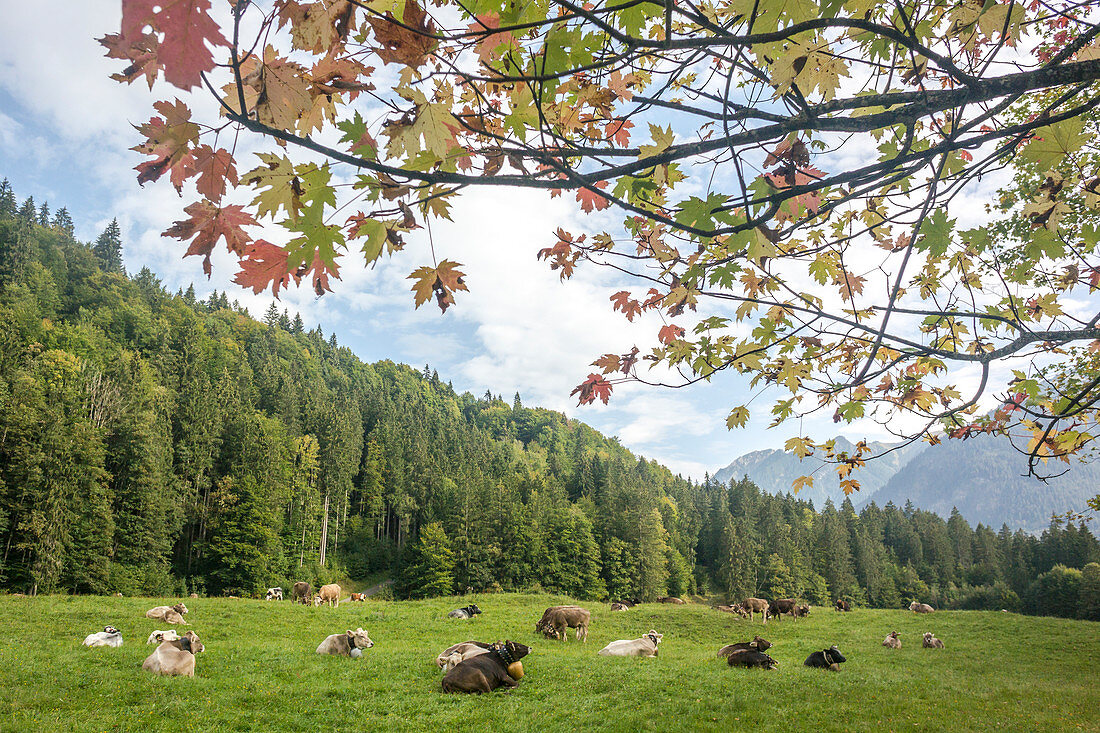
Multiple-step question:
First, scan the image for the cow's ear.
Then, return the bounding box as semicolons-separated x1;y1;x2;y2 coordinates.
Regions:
346;629;353;636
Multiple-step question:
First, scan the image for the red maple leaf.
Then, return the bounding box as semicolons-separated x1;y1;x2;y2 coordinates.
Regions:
610;291;641;321
234;240;292;296
605;119;634;147
121;0;229;90
576;181;611;213
188;145;238;202
163;200;257;275
98;31;162;89
658;323;685;344
466;13;518;63
571;373;613;405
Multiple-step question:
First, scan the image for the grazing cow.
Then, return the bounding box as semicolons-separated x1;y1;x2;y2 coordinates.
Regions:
717;635;771;658
726;649;778;669
436;641;493;671
316;628;374;657
535;605;590;642
82;626;123;648
147;629;181;645
447;604;482;619
265;587;283;601
598;630;663;657
804;645;847;671
610;602;630;612
794;604;810;618
909;601;935;613
442;640;531;694
741;598;770;623
769;598;796;619
657;596;685;605
142;632;204;677
317;583;341;608
922;632;945;649
882;631;901;649
292;582;312;604
145;603;189;625
349;593;367;602
834;599;851;612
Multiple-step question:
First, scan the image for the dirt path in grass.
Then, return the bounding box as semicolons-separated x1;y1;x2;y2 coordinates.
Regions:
363;579;392;597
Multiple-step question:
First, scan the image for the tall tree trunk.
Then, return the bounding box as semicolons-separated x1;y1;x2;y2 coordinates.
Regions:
319;491;329;567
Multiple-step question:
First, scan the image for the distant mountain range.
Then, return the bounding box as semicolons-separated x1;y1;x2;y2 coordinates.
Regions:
714;434;1100;532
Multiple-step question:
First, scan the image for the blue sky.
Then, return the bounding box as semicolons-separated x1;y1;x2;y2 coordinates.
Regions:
0;1;920;480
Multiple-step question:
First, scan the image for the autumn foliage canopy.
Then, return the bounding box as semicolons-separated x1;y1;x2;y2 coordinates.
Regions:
103;0;1100;491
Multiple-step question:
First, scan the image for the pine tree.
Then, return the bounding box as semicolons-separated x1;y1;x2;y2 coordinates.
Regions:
37;202;50;227
396;522;455;599
0;179;16;219
290;312;303;333
184;284;196;304
263;302;280;327
93;219;124;273
17;196;35;224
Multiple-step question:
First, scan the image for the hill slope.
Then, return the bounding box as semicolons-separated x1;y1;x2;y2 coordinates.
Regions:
713;437;925;507
863;434;1100;532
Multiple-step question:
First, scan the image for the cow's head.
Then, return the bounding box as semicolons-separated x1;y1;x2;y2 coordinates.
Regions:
313;596;324;607
468;604;482;616
493;640;531;665
909;601;919;611
103;626;119;635
180;631;204;654
173;603;189;615
751;635;771;651
645;630;663;646
824;645;846;664
347;628;374;649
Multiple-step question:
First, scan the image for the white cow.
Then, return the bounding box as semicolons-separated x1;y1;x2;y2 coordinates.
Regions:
83;626;123;648
147;629;181;645
265;587;284;601
435;641;491;671
598;630;663;657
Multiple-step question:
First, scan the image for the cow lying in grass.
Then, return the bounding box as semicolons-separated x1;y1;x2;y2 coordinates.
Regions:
145;603;188;625
441;640;530;694
804;645;846;671
717;636;771;658
436;641;492;672
909;601;935;613
922;632;945;649
83;626;123;648
882;631;901;649
447;604;482;619
726;648;778;669
316;628;374;657
598;630;663;657
147;629;181;645
143;631;204;677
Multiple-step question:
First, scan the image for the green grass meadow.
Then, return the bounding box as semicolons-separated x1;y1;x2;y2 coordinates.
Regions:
0;593;1097;732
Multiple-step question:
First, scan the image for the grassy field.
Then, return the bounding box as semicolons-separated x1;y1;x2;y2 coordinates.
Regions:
1;593;1097;732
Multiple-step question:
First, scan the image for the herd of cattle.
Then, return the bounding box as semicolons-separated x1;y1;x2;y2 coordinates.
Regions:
79;591;947;691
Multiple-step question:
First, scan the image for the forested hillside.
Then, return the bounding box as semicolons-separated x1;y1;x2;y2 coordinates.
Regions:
0;178;1097;619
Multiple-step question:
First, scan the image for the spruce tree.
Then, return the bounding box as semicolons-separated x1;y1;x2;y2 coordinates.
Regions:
93;219;124;273
37;202;50;226
17;196;35;224
263;302;280;327
397;522;455;599
0;179;16;219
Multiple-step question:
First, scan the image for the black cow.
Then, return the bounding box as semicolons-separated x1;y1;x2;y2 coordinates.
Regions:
447;604;483;619
804;645;847;670
726;649;778;669
441;640;530;693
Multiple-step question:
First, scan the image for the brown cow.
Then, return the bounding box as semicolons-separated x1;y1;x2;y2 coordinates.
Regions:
142;631;204;677
442;640;530;694
922;632;945;649
657;596;685;604
436;641;492;671
292;582;311;604
535;605;590;642
145;603;189;625
769;598;796;619
909;601;935;614
834;599;851;612
717;635;771;658
349;592;367;602
317;583;341;608
741;598;770;623
882;631;901;649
